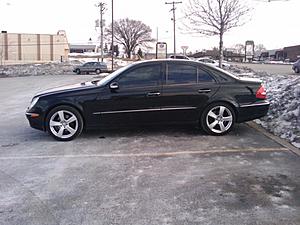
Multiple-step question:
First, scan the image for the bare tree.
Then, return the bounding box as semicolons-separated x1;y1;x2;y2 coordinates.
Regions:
255;44;266;54
106;18;154;58
233;43;245;55
184;0;251;67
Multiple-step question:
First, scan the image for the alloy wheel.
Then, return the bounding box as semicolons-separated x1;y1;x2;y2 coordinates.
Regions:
206;106;233;134
49;110;79;139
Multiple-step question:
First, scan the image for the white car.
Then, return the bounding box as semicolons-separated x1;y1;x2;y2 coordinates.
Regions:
198;58;230;68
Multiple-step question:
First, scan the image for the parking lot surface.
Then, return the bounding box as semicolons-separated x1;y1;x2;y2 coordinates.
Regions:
230;62;294;75
0;75;299;225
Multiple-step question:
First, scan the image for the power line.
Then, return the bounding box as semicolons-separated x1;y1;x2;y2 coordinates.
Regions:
165;1;182;57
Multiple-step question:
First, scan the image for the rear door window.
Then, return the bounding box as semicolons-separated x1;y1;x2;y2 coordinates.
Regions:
167;64;197;85
197;68;215;82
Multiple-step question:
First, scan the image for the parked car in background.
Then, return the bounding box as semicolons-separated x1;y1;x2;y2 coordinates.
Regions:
26;59;269;141
169;55;190;60
198;57;230;68
73;62;108;75
292;59;300;73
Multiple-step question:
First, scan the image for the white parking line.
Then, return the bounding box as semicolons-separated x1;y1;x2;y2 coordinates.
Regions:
0;147;289;160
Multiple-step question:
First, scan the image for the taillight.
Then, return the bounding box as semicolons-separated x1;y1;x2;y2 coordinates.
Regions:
256;85;267;99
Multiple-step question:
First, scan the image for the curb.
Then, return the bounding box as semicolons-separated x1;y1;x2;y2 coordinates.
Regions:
247;121;300;157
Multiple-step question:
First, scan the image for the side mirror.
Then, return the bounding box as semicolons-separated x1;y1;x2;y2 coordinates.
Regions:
109;82;119;90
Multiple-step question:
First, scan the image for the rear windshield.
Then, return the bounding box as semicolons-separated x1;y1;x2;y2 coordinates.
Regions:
199;63;239;80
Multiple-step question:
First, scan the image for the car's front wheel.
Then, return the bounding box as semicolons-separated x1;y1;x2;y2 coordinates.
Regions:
76;69;81;75
201;103;235;135
294;67;300;73
95;69;101;74
46;106;83;141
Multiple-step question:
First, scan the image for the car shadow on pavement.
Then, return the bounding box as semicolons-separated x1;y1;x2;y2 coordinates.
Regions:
80;123;248;139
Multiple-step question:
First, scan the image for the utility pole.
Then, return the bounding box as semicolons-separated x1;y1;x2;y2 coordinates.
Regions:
111;0;114;71
96;2;106;62
165;1;182;58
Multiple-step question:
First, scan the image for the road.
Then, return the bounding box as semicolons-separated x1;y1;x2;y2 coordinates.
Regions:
0;75;299;225
230;62;294;75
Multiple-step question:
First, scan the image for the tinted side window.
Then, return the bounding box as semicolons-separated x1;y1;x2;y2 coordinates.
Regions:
167;64;197;84
198;68;215;82
118;64;161;87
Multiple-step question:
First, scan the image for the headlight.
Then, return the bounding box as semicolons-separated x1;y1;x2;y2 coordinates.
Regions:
28;97;39;109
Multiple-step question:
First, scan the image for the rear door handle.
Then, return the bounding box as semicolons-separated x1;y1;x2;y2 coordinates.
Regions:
147;92;161;97
198;89;211;93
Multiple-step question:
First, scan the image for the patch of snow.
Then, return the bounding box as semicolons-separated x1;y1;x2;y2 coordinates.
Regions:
227;65;300;149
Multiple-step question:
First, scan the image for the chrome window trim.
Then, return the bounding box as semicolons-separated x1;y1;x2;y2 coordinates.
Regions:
93;107;197;115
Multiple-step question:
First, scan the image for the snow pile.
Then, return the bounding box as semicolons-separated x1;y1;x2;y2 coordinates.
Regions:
228;66;300;148
0;62;79;77
0;59;133;77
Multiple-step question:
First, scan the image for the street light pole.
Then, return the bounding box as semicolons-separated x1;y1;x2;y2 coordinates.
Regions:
165;1;182;58
111;0;114;71
96;2;106;62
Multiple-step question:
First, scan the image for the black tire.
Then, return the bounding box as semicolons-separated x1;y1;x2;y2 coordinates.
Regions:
201;102;235;136
295;67;300;73
95;69;101;74
76;69;81;75
46;105;84;141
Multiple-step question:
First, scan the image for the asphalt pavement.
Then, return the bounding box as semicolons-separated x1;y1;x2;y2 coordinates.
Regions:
0;75;299;225
230;62;294;75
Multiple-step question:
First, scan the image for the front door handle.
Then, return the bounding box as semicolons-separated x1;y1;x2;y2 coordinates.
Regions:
198;89;211;93
147;92;161;97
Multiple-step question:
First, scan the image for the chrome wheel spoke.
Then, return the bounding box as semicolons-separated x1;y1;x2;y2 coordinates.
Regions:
223;116;233;122
208;111;218;119
58;111;65;121
208;120;218;129
50;121;61;127
65;125;76;135
219;122;226;132
66;116;76;124
219;106;225;116
57;126;65;137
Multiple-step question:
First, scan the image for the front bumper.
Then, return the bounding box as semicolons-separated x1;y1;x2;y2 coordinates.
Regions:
237;101;270;123
26;111;45;131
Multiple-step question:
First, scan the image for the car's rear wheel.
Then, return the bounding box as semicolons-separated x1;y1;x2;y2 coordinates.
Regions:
46;106;83;141
95;69;101;74
76;69;81;75
201;103;235;135
295;67;300;73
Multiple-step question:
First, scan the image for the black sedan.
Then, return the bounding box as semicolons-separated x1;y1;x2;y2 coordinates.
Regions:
26;59;269;141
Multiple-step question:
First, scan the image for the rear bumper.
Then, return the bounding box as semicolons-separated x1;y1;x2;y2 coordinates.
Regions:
237;101;270;123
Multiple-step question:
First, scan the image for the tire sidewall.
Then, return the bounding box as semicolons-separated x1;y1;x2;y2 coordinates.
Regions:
201;102;236;136
46;105;83;141
295;67;300;73
95;69;101;74
76;69;81;75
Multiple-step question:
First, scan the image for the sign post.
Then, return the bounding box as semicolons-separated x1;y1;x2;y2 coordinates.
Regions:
156;42;167;59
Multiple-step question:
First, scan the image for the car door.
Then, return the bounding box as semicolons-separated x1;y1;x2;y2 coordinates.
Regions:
93;62;163;126
81;62;90;72
159;62;220;123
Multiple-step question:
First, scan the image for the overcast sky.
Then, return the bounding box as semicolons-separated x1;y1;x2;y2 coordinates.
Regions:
0;0;299;53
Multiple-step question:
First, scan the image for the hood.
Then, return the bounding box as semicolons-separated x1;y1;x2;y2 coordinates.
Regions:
35;80;99;97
